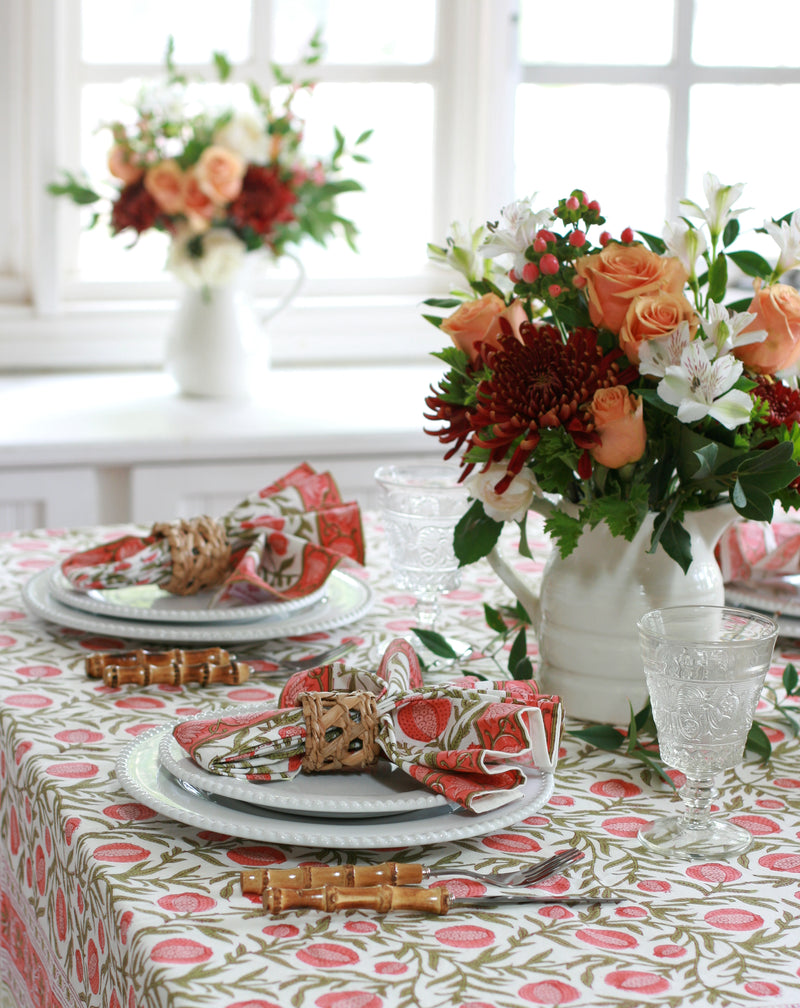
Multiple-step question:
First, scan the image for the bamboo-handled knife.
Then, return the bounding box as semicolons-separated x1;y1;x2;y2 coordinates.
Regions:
263;885;623;916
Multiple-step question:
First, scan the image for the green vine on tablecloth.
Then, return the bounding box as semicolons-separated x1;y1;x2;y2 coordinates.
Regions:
414;615;800;782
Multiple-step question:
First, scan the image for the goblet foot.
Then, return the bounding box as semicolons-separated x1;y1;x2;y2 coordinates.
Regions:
639;815;753;859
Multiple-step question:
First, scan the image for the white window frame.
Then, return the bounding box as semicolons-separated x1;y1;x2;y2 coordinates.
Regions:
1;0;798;374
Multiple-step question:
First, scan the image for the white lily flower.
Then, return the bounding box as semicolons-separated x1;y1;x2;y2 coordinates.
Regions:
657;341;753;429
637;320;697;378
764;209;800;275
663;218;707;278
697;301;766;357
481;196;554;273
428;222;494;284
680;171;747;241
167;226;247;289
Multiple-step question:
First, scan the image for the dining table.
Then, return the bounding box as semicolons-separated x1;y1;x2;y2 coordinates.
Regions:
1;507;800;1008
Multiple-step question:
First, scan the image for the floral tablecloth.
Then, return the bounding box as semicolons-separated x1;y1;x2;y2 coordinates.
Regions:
1;514;800;1008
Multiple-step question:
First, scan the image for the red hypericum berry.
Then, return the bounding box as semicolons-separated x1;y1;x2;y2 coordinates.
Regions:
548;284;563;298
566;196;580;211
539;253;560;275
599;231;611;246
621;227;634;243
509;268;519;283
569;230;587;248
537;229;556;243
588;200;600;212
533;236;548;253
522;261;540;283
572;275;587;289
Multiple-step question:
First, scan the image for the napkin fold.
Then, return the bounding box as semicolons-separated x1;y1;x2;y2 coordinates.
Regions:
716;516;800;583
173;638;563;813
61;463;365;604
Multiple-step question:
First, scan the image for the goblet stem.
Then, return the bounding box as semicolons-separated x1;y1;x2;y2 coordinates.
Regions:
678;776;717;830
413;590;442;632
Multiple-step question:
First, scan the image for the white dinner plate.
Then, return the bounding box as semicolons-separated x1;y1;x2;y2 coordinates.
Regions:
22;568;373;644
158;722;448;818
48;565;326;624
725;581;800;638
117;727;555;848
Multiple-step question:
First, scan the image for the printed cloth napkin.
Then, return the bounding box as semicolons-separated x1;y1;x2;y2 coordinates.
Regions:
716;514;800;583
173;638;563;813
60;463;365;604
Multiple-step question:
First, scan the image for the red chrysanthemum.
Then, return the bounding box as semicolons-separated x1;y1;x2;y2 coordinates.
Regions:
110;179;163;235
427;323;637;490
752;375;800;429
228;166;297;241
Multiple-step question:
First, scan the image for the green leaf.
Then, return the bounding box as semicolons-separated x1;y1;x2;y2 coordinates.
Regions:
567;724;626;751
784;662;799;694
543;510;584;558
213;51;232;81
653;512;693;573
508;626;528;678
707;251;728;303
745;720;772;761
483;603;509;635
512;656;534;680
636;230;667;255
453;500;503;566
728;249;774;281
412;629;459;659
732;478;775;521
722;218;740;247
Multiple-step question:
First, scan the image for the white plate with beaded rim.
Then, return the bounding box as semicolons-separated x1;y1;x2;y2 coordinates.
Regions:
23;568;373;644
117;727;555;848
158;712;449;819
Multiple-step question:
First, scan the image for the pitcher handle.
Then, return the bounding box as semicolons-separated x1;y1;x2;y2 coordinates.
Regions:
262;251;306;323
487;545;541;628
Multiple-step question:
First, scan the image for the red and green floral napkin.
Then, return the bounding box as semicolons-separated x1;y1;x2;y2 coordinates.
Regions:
60;463;365;604
172;639;563;813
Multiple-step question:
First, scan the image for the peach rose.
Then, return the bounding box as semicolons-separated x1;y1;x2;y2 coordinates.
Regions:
183;170;216;232
441;294;525;363
735;283;800;374
618;291;698;364
575;243;687;334
107;145;143;184
588;387;646;469
144;160;185;215
194;145;246;206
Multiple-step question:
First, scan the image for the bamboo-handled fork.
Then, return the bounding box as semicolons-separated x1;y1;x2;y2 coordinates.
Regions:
241;848;583;895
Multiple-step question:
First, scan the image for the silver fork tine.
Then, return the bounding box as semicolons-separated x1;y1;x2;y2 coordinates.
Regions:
274;642;356;673
426;847;583;887
512;848;585;886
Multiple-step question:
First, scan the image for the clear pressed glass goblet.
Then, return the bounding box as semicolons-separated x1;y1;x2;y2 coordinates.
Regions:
374;463;471;661
637;605;777;860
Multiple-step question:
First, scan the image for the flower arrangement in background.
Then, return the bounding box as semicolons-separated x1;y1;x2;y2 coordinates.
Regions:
424;173;800;572
49;34;370;288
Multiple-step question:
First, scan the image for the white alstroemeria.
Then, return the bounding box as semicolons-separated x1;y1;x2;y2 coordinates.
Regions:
637;320;697;378
697;301;766;357
658;341;753;429
428;222;495;285
764;209;800;275
167;226;248;289
663;217;707;279
680;172;747;241
481;196;554;273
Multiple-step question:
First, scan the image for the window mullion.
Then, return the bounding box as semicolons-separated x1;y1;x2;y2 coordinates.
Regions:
668;0;695;215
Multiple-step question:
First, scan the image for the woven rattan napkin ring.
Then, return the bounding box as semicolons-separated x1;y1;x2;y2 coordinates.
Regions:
151;516;231;595
298;691;380;772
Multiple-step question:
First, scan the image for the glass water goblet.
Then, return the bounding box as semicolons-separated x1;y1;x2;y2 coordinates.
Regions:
374;463;471;663
637;605;777;860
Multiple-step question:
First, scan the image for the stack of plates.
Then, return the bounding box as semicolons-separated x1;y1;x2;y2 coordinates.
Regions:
22;565;374;644
726;577;800;638
116;715;555;848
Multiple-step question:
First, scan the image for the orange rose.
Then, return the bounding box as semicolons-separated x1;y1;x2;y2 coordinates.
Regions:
441;294;525;362
107;145;143;184
618;291;698;364
195;145;246;206
735;283;800;374
588;387;646;469
183;170;216;232
575;243;687;334
144;160;185;215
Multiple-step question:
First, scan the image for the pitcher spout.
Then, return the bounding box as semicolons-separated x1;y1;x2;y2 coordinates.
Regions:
683;501;738;552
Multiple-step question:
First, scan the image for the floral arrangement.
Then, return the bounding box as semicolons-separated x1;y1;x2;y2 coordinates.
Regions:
424;174;800;572
49;34;370;288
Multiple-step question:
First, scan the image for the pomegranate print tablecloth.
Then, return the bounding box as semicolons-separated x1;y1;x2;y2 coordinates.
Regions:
1;513;800;1008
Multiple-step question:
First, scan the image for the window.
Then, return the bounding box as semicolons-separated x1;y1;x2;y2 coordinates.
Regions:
2;0;800;372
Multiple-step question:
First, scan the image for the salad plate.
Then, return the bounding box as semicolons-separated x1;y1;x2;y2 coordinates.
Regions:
48;565;325;624
117;727;555;848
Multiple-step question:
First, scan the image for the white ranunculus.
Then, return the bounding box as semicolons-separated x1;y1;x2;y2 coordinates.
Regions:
466;465;536;523
167;227;248;289
214;112;269;164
